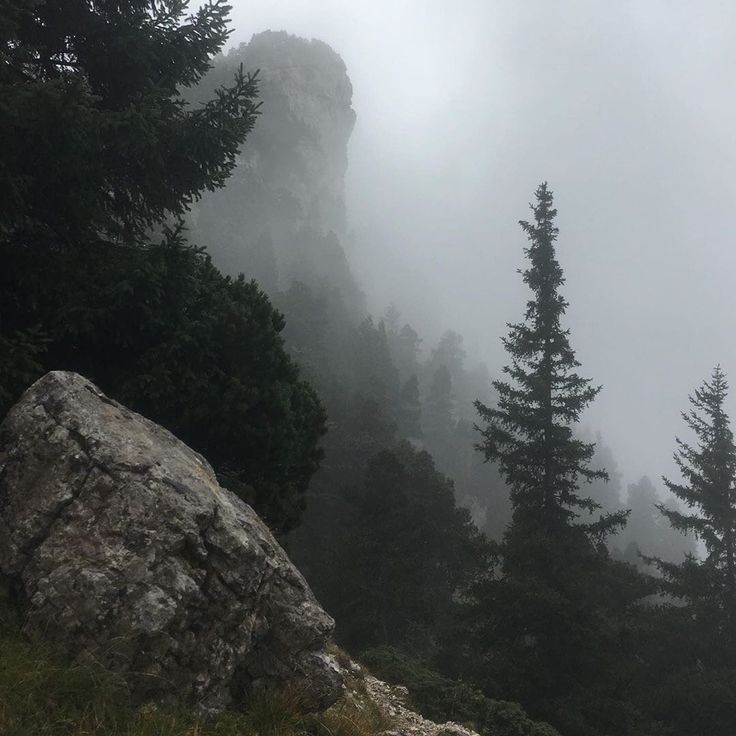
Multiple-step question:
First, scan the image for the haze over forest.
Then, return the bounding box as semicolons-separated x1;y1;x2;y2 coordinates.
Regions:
7;2;736;734
224;0;736;488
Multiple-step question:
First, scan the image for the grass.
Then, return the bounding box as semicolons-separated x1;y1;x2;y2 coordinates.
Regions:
0;631;386;736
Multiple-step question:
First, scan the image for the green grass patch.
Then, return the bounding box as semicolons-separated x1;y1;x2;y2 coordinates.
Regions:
0;630;382;736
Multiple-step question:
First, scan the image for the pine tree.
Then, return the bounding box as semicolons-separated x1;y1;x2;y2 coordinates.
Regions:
470;185;642;731
397;324;422;378
424;364;455;466
429;330;466;383
616;476;696;567
398;374;423;441
351;317;400;419
336;442;487;653
656;366;736;652
1;0;260;248
475;182;626;538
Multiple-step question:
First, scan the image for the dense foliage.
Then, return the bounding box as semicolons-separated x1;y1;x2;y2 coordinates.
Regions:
326;442;489;653
650;367;736;663
0;0;325;531
1;0;259;246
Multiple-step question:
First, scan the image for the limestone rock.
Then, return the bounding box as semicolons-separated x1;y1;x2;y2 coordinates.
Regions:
355;671;480;736
237;29;356;241
0;371;344;712
188;31;365;318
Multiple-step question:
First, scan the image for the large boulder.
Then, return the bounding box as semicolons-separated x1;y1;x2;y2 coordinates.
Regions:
0;371;343;712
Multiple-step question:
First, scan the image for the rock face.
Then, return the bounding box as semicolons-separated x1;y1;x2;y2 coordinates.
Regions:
361;675;479;736
242;30;356;241
188;31;365;318
0;371;343;712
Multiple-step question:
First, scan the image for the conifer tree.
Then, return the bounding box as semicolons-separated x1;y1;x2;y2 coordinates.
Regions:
656;366;736;651
398;374;423;441
424;364;455;466
336;442;487;652
1;0;260;248
396;324;422;378
430;330;466;383
475;182;626;538
471;185;641;731
616;476;696;566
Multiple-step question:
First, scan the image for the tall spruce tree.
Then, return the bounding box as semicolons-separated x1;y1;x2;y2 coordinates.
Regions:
471;184;643;733
1;0;260;248
656;366;736;655
475;182;626;539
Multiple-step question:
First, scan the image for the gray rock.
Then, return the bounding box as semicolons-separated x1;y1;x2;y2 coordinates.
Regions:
239;30;356;241
0;371;344;712
188;32;364;316
360;675;480;736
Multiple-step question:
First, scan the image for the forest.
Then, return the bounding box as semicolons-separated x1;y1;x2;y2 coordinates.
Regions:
1;2;735;736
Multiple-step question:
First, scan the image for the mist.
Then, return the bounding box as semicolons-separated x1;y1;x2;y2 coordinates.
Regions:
218;0;736;489
8;3;736;732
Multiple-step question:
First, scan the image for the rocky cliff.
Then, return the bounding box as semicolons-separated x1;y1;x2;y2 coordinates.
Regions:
242;30;356;241
0;371;343;712
189;31;364;317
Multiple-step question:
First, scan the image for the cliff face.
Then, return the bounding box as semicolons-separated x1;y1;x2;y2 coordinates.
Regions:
190;31;362;316
244;30;356;240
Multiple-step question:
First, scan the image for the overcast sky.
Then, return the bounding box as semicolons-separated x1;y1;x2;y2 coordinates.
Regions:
224;1;736;491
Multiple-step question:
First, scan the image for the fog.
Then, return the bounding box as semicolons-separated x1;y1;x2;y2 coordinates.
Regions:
222;0;736;489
